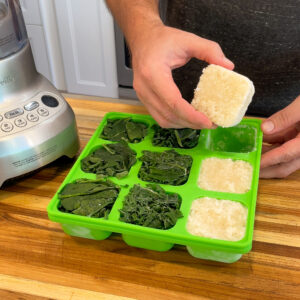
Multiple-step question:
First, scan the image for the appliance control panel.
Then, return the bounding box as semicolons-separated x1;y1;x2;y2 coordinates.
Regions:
0;92;66;137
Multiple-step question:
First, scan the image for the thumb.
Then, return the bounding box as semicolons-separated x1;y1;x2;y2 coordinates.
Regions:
185;34;234;70
262;96;300;134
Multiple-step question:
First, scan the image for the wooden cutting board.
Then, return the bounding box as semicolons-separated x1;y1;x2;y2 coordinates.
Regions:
0;97;299;300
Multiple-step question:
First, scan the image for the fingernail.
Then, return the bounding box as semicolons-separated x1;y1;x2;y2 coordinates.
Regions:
223;57;234;69
262;120;274;133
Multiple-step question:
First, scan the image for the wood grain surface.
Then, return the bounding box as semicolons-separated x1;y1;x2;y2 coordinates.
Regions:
0;97;299;300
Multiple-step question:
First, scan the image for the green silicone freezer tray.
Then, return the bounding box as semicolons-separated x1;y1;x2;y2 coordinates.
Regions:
47;112;263;263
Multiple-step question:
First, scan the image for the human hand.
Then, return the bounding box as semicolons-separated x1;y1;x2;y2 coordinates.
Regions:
130;24;234;129
260;95;300;178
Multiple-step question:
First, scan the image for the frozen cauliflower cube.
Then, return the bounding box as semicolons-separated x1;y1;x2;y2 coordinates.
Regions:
191;64;255;127
187;197;248;241
198;157;253;194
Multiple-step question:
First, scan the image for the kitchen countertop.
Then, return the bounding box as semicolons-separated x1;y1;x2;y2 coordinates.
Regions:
0;97;299;300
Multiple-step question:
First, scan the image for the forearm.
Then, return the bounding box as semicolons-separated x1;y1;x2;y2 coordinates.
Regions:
105;0;163;51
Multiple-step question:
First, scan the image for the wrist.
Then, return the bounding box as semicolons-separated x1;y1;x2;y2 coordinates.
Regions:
126;18;164;54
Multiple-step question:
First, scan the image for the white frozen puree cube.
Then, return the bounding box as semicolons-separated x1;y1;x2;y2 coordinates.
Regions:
198;157;253;193
186;197;248;241
191;64;255;127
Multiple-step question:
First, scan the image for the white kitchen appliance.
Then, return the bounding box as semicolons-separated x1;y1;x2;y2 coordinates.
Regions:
0;0;79;187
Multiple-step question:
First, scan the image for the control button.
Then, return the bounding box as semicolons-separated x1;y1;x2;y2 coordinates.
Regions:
27;113;39;122
14;117;27;127
24;101;39;111
4;108;24;119
1;121;13;132
0;115;3;122
37;107;49;116
41;95;59;107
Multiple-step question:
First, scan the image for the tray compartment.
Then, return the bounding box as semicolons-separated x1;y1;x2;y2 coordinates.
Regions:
80;142;137;178
122;234;174;251
99;116;149;144
185;197;249;241
138;149;193;186
204;123;257;153
151;125;201;149
195;155;254;194
61;223;112;240
186;245;242;263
